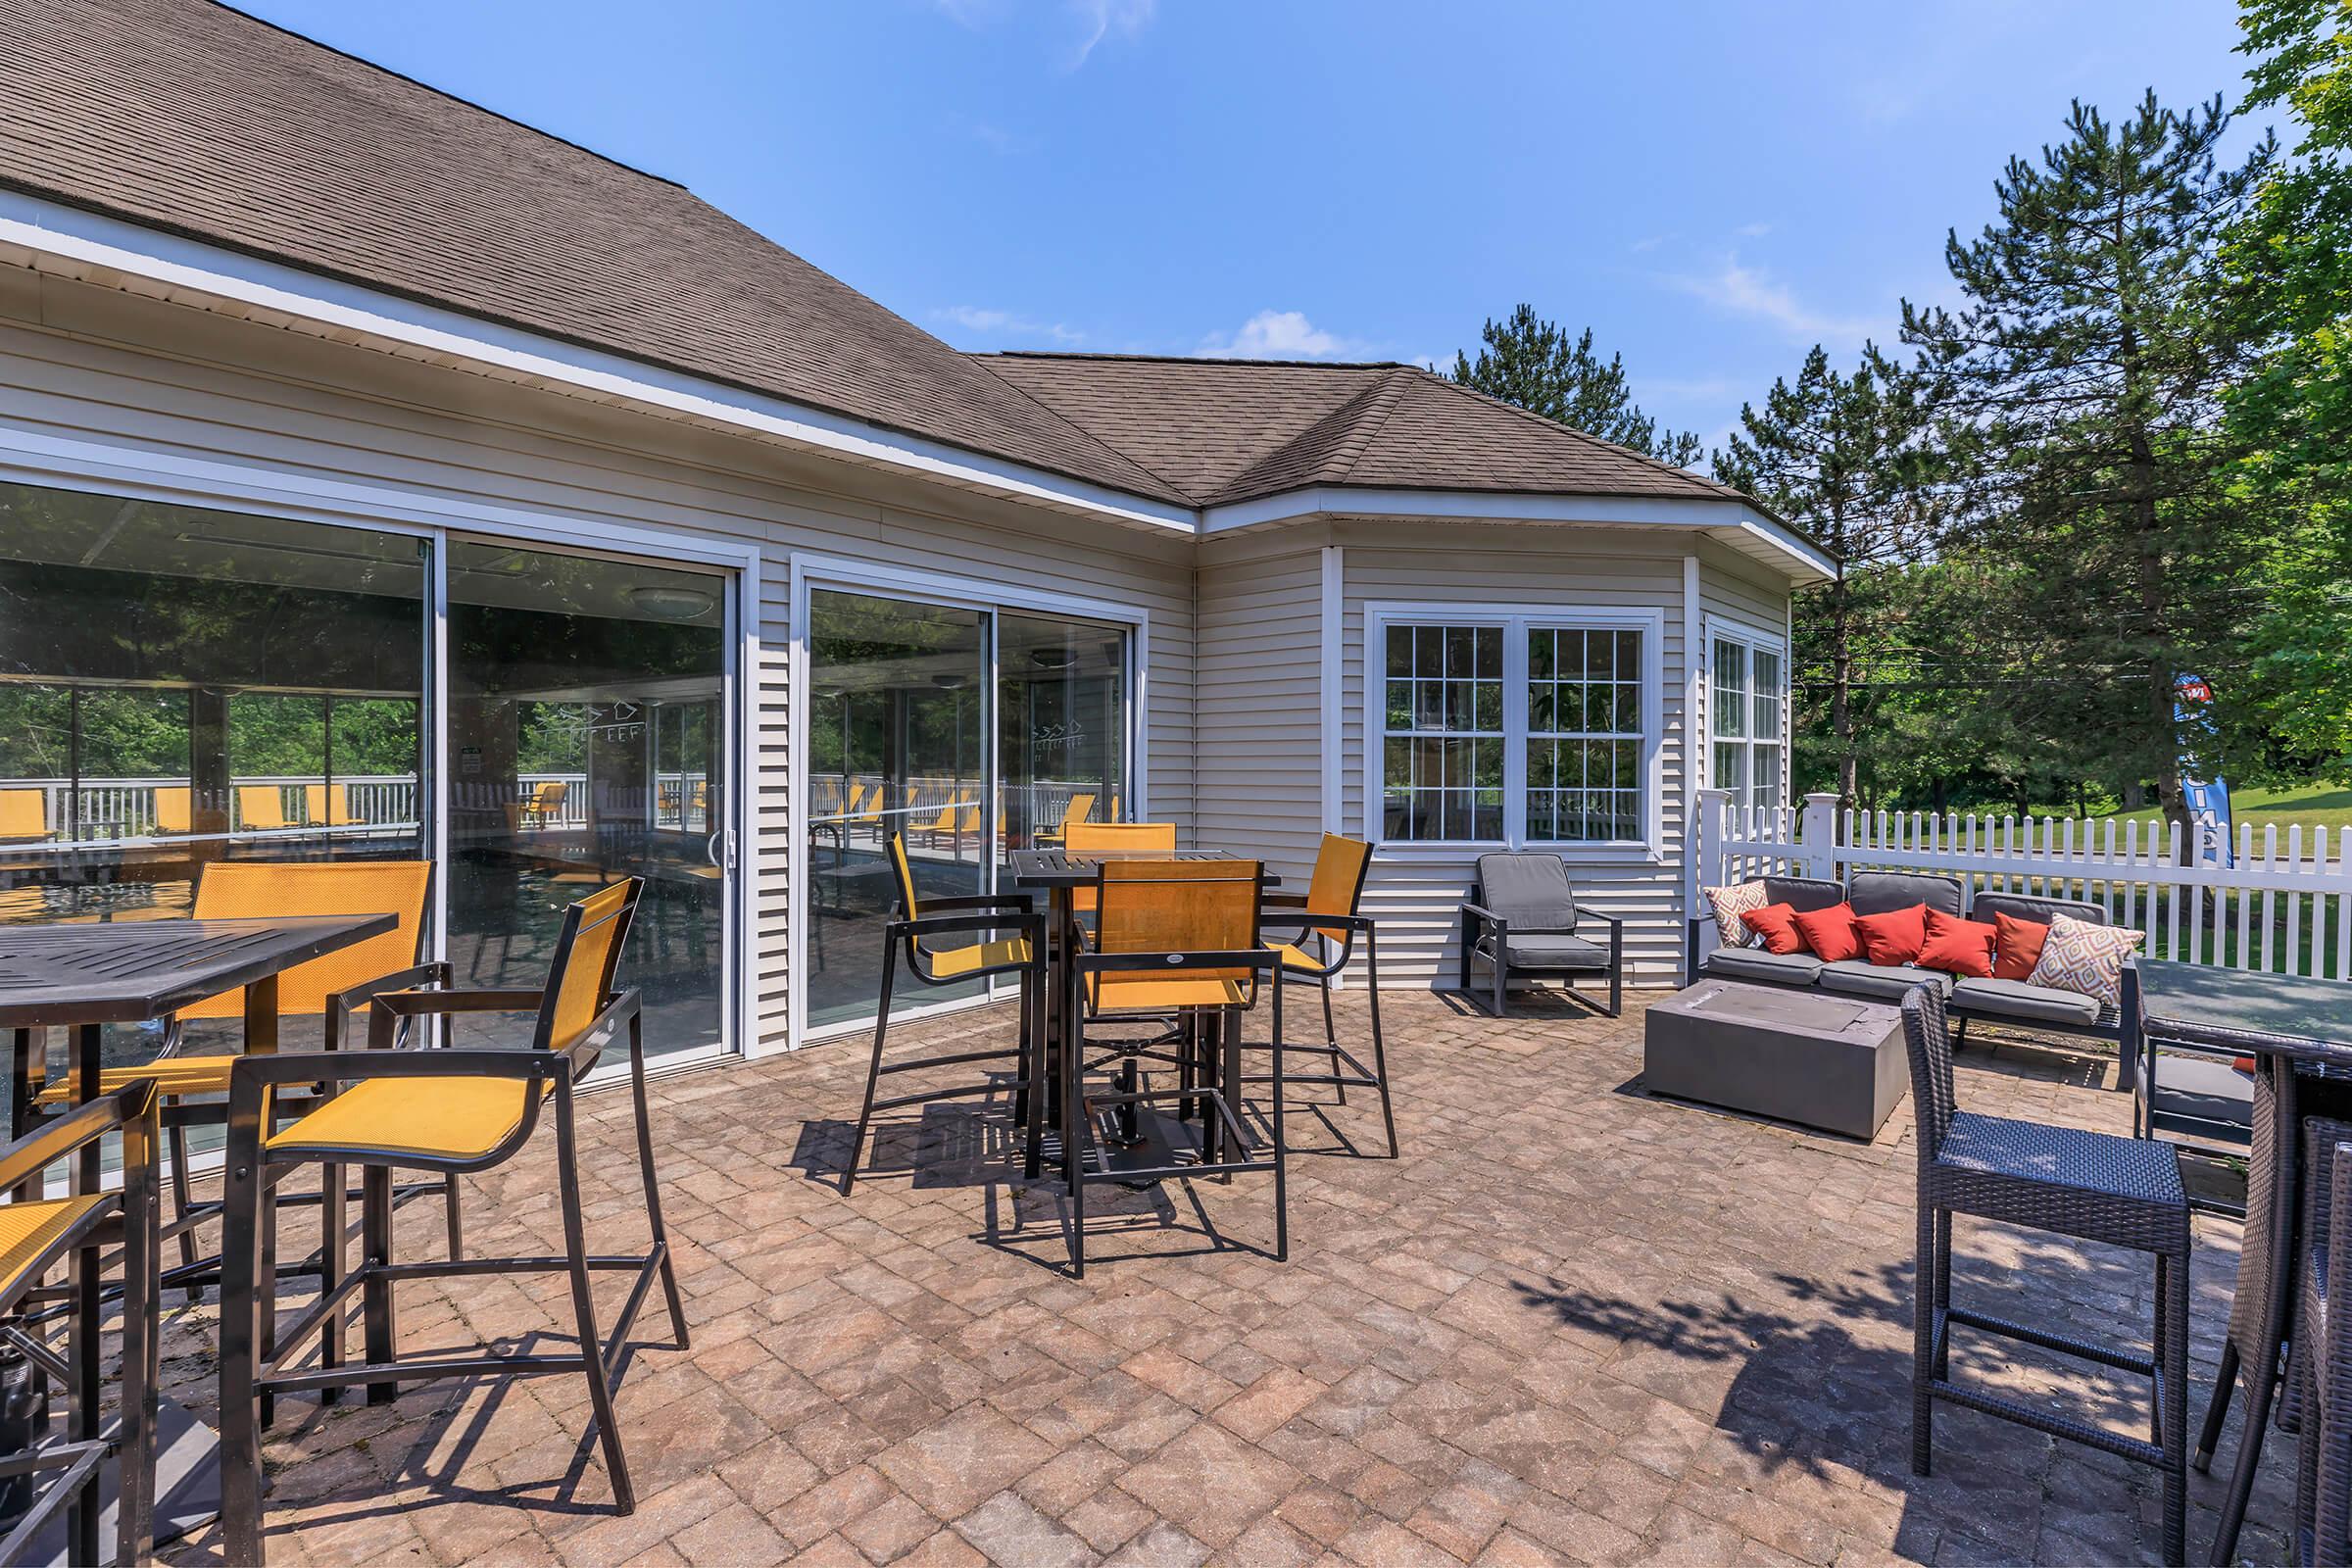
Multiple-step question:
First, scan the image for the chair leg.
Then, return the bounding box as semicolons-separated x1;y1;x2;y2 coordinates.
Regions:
1270;984;1288;1263
361;1164;397;1407
219;1149;268;1565
1492;955;1508;1020
629;1009;690;1348
444;1173;465;1260
320;1160;344;1405
167;1120;200;1299
556;1087;635;1513
844;953;897;1196
1021;971;1045;1182
1912;1198;1936;1477
1065;1000;1086;1280
69;1231;100;1568
257;1164;279;1431
1932;1210;1952;1378
2196;1339;2240;1472
2161;1243;2189;1566
118;1142;159;1568
1366;938;1398;1159
2215;1311;2279;1565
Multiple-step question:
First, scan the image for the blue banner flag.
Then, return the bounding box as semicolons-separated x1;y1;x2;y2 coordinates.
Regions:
2175;674;2233;868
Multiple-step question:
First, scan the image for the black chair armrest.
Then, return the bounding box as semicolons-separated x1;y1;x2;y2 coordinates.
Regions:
0;1080;156;1192
1262;910;1376;933
1458;902;1508;933
888;910;1047;943
1261;892;1310;908
907;894;1036;913
325;961;453;1050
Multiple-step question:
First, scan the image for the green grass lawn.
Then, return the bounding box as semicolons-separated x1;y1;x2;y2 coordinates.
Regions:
2074;782;2352;838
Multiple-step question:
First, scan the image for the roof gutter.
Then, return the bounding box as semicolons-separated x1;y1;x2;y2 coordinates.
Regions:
0;189;1200;536
1200;485;1838;585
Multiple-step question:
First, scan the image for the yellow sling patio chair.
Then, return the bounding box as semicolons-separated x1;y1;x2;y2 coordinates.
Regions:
1062;820;1175;915
30;859;443;1297
234;785;290;831
842;834;1044;1194
0;788;49;844
302;783;363;827
1032;791;1097;849
151;786;191;836
216;877;687;1564
1245;832;1397;1158
0;1081;161;1567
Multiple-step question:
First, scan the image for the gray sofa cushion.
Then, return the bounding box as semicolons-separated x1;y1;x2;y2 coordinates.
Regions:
1706;948;1825;987
1501;933;1610;970
1969;892;2109;929
1761;875;1847;914
1475;854;1576;930
2148;1053;2255;1139
1818;959;1954;1001
1949;975;2101;1026
1848;870;1964;917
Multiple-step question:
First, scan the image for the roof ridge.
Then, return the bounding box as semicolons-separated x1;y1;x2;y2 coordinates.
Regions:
1322;365;1419;483
980;350;1412;371
1416;368;1746;501
205;0;686;188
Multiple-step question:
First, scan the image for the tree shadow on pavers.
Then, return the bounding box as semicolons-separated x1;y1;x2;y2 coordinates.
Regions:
238;1328;677;1550
1515;1234;2195;1563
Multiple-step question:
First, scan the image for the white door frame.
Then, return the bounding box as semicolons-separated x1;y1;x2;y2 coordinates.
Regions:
787;550;1151;1051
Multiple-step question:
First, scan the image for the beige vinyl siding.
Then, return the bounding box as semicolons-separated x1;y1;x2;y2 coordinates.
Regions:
0;272;1199;1051
1194;531;1327;889
1335;519;1711;986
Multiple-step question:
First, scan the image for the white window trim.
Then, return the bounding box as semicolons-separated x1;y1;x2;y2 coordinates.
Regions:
1361;601;1665;860
1705;615;1790;813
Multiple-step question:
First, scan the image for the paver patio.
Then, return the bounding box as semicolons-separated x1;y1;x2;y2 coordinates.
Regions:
154;991;2291;1565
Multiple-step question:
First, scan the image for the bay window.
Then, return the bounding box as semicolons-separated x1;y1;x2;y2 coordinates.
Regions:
1374;606;1657;849
1710;628;1787;811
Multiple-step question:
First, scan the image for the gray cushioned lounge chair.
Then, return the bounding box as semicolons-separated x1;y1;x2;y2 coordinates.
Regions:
1456;854;1623;1019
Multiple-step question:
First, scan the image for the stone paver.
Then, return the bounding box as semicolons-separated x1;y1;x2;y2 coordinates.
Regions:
149;989;2290;1564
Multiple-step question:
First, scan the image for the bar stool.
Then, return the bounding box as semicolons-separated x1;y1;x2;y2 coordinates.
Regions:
217;878;687;1564
1899;986;2190;1563
0;1081;160;1567
2294;1124;2352;1564
1066;858;1287;1277
844;834;1046;1194
1249;832;1396;1158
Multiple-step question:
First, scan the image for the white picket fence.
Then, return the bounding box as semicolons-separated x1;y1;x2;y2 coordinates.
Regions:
1697;789;2352;980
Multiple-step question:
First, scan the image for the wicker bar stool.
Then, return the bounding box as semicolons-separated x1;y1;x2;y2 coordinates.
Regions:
2294;1125;2352;1565
1900;986;2191;1563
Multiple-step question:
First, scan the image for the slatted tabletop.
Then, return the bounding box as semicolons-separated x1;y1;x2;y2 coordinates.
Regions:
0;914;396;1027
1006;849;1263;889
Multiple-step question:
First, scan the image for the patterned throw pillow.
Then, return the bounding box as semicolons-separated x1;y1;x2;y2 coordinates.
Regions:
2024;914;2145;1008
1702;880;1770;948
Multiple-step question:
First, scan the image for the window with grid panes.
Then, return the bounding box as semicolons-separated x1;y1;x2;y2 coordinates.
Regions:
1527;626;1644;842
1380;624;1503;841
1710;632;1787;811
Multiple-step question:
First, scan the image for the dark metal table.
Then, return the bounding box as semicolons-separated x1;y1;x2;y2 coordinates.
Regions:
2131;958;2352;1564
0;912;394;1558
1006;850;1271;1175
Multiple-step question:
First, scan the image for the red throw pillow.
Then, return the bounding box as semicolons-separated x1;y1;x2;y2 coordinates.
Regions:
1854;903;1930;967
1917;908;1998;978
1741;902;1806;955
1790;903;1862;962
1992;912;2051;981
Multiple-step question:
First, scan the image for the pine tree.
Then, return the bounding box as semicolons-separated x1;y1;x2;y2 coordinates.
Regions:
1712;345;1942;807
1451;306;1704;466
1902;92;2276;850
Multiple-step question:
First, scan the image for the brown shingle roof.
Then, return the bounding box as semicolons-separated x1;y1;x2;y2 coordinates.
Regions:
0;0;1757;522
0;0;1184;504
975;354;1746;509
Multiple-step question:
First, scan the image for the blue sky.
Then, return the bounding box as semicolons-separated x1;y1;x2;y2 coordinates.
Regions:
242;0;2259;460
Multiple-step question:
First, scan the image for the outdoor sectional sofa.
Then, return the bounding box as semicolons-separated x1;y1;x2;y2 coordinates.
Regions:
1684;870;2138;1059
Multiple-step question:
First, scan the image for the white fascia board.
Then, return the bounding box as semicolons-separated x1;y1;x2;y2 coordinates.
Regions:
0;190;1198;536
1200;485;1837;584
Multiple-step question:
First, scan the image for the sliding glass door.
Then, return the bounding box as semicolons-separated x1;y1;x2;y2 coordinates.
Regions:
803;586;1131;1036
445;541;732;1061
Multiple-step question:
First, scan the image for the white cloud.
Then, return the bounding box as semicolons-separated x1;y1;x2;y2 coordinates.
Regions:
1666;255;1879;346
934;305;1085;345
1735;221;1773;237
1198;309;1377;361
1067;0;1154;68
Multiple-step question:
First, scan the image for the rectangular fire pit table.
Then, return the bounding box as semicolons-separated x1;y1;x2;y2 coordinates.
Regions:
1644;979;1907;1140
